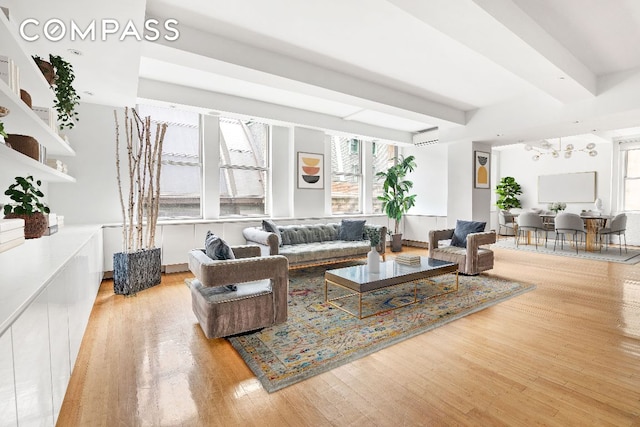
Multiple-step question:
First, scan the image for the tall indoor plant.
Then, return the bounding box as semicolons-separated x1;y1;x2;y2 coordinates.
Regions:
113;107;167;295
376;155;417;252
3;175;50;239
33;54;80;129
495;176;522;211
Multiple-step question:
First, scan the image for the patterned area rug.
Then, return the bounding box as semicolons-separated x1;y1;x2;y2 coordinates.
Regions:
227;262;535;392
493;238;640;264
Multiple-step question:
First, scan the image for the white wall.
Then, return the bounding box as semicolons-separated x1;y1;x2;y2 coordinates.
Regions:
447;140;474;227
49;103;124;225
402;143;448;216
497;142;612;213
292;126;329;218
271;125;294;217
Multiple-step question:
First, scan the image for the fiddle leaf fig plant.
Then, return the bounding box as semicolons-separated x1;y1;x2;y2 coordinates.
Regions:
3;176;50;215
495;176;522;211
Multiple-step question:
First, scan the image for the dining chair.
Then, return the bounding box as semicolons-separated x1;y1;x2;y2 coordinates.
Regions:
598;213;627;254
554;212;586;254
498;210;516;237
516;212;548;249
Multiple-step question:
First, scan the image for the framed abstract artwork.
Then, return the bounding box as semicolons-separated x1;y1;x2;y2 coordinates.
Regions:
474;151;490;189
297;152;324;189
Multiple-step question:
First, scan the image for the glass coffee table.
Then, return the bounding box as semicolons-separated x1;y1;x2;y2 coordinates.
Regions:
324;257;458;319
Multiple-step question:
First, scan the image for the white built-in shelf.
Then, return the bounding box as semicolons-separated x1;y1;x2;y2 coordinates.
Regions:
0;141;75;183
0;9;52;106
0;7;76;183
0;80;75;156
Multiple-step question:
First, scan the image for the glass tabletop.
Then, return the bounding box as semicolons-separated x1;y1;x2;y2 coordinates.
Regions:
326;257;455;285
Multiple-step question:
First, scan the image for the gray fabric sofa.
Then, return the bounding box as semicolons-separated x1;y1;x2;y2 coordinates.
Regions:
428;229;496;275
242;223;387;268
188;245;289;338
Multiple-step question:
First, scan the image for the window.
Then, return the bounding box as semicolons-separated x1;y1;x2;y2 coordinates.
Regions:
219;118;269;216
331;136;362;213
623;146;640;211
372;142;396;213
138;104;201;219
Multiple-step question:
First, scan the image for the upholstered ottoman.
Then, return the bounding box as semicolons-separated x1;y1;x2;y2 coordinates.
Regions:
190;278;276;338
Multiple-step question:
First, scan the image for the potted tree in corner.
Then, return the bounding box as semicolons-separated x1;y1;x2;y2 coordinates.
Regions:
495;176;522;211
376;155;417;252
113;107;167;295
3;176;50;239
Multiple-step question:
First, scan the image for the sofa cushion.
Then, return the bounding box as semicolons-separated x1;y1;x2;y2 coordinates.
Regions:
279;224;341;245
262;219;282;246
204;231;237;291
451;220;486;248
278;240;370;265
338;219;366;241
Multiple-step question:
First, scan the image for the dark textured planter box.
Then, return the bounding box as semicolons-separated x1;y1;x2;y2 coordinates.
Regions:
113;248;161;295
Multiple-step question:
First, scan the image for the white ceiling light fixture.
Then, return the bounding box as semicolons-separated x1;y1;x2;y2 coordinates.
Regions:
524;137;597;161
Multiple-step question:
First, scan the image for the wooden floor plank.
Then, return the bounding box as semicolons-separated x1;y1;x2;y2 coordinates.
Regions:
57;246;640;426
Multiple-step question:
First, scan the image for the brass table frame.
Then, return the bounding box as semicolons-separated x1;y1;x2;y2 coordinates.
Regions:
324;259;458;319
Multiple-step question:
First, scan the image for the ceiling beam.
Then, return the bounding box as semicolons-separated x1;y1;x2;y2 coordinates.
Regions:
137;78;415;144
145;17;466;127
388;0;596;103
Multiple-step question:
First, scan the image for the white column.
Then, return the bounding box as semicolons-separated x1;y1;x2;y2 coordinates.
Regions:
202;115;220;219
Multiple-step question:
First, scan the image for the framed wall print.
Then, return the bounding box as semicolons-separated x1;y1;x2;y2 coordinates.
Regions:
297;152;324;189
474;151;490;189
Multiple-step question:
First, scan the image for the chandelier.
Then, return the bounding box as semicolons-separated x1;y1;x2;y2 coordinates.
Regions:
524;137;597;161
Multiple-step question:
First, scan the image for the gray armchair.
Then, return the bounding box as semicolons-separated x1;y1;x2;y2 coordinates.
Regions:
428;229;496;275
188;245;289;339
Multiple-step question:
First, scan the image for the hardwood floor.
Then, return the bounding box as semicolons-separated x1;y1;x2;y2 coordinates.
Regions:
57;246;640;426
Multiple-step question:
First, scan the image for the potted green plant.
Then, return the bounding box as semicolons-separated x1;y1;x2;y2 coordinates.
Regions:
495;176;522;211
33;54;80;129
376;155;417;252
3;175;50;239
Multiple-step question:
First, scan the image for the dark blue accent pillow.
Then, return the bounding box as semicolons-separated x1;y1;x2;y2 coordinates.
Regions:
450;220;486;248
338;219;366;241
262;219;283;246
204;231;237;291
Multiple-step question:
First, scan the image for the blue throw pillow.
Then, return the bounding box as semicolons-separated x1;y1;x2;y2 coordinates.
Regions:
204;231;236;291
262;219;283;246
338;219;366;241
450;220;486;248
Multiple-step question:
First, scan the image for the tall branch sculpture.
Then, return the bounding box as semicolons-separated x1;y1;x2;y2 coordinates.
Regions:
114;107;167;252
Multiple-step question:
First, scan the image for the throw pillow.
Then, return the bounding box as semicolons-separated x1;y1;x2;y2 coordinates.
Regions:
338;219;366;241
204;231;237;291
262;219;283;246
450;220;486;248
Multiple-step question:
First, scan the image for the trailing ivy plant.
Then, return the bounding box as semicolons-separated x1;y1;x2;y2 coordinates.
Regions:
3;175;50;215
495;176;523;211
49;55;80;129
33;55;80;129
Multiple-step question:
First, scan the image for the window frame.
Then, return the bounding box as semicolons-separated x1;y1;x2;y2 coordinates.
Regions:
621;143;640;212
330;136;363;214
138;105;203;220
218;117;271;217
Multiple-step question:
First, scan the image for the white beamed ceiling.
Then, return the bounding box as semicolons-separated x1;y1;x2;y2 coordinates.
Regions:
3;0;640;144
